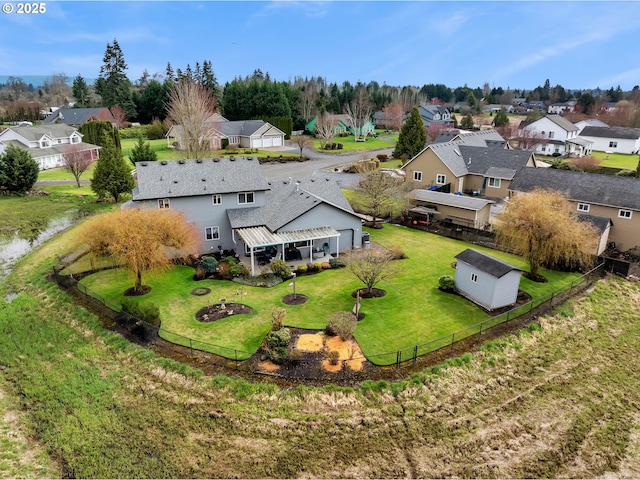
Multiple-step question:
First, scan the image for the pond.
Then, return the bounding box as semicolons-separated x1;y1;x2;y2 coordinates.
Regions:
0;210;77;281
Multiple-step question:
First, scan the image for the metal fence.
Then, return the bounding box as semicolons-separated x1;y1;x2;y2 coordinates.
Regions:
52;262;606;376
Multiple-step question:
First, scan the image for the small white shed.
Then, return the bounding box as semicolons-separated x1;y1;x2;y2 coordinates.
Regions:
454;249;523;311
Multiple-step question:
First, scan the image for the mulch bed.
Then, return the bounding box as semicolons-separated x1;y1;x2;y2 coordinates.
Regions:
282;294;308;305
351;288;386;299
195;303;253;322
124;286;151;296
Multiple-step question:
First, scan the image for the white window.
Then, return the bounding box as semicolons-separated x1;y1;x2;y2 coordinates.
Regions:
577;203;590;212
436;174;446;185
158;198;170;209
41;139;50;148
487;177;501;188
413;171;422;182
71;136;80;144
205;226;220;241
212;194;222;205
618;209;632;219
548;131;554;139
470;273;478;283
238;192;254;204
609;141;618;148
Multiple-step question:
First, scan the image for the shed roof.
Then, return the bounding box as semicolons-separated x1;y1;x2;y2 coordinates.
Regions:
407;189;493;211
455;249;523;278
580;126;640;140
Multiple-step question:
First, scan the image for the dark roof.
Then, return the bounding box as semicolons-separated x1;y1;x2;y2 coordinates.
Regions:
509;168;640;211
459;145;532;179
577;213;613;233
580;126;640;140
131;157;270;201
407;189;492;211
43;108;115;125
455;249;522;278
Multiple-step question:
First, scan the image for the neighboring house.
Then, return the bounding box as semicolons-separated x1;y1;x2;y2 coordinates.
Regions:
0;124;100;170
373;111;402;129
518;115;590;157
509;167;640;252
482;104;514;114
401;132;537;199
167;116;286;150
547;101;576;115
405;189;493;230
578;126;640;154
574;119;609;135
416;104;454;128
305;114;375;136
527;100;547;111
124;157;362;274
43;107;116;126
454;248;523;311
433;129;508;148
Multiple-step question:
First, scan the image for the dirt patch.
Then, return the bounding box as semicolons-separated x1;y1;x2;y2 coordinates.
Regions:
297;333;324;352
195;303;253;322
351;288;386;299
190;287;211;296
297;332;365;372
258;360;280;372
124;285;151;296
282;293;308;305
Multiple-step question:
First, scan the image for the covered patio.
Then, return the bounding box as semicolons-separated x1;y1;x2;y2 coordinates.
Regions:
234;225;341;275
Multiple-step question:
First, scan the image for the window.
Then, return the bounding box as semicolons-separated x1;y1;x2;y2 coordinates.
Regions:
212;194;222;205
577;203;590;212
609;141;618;148
487;177;501;188
436;174;446;185
205;226;220;241
41;139;50;148
238;192;254;204
470;273;478;283
618;209;632;219
71;136;80;144
548;131;554;139
541;146;546;152
158;198;170;209
413;171;423;182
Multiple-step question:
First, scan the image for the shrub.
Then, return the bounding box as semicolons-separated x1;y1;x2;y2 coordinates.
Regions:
376;154;388;161
295;264;307;274
327;350;341;365
329;257;346;269
313;262;323;271
266;328;291;349
267;346;288;365
198;256;218;275
439;275;455;291
230;262;249;277
271;307;286;331
288;349;303;365
146;120;167;140
389;245;407;260
321;262;332;270
121;299;161;326
269;259;291;279
616;169;636;177
326;312;357;341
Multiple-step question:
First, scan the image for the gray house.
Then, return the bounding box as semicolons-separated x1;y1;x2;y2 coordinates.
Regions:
124;157;362;274
454;249;523;311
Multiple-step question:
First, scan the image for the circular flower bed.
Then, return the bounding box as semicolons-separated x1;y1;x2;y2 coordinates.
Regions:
190;287;211;296
195;303;253;322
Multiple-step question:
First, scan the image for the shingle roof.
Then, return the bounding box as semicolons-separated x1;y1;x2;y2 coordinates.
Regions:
407;189;493;211
576;213;612;234
42;108;115;125
455;248;522;278
580;126;640;140
6;124;79;141
509;168;640;210
459;145;532;179
131;157;270;201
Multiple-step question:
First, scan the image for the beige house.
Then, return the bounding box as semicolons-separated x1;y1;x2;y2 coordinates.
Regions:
509;168;640;253
406;189;493;230
401;131;538;199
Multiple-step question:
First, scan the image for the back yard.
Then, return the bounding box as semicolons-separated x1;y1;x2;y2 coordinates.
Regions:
76;224;581;365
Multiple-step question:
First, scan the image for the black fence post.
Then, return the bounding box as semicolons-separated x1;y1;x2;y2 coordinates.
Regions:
189;338;193;357
396;350;401;369
413;345;418;365
450;333;455;352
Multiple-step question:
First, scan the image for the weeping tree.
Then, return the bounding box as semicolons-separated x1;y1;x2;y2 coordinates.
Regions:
77;208;201;294
495;189;598;279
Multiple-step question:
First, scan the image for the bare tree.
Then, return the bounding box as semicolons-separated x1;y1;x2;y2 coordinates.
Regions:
314;112;338;148
567;155;601;172
347;249;402;296
110;105;128;129
63;144;95;187
165;79;218;159
298;84;318;124
355;170;406;227
291;134;314;158
344;84;373;142
380;99;404;131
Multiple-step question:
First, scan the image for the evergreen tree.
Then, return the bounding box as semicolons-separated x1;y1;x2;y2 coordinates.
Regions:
165;62;175;83
72;74;91;107
136;80;168;123
129;134;158;167
392;106;426;160
461;112;475;129
91;134;134;202
0;145;39;193
79;120;121;153
493;108;509;127
95;39;137;119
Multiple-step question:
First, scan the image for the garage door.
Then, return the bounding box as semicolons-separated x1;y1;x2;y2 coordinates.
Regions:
271;136;282;146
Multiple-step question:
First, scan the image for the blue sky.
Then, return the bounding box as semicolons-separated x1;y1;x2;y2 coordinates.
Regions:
2;1;640;91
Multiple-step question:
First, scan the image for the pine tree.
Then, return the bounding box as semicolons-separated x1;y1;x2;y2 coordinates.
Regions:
0;145;39;193
461;112;475;129
165;62;175;83
72;74;91;107
79;120;121;153
91;134;134;202
392;106;426;160
95;39;137;119
493;108;509;127
129;134;158;167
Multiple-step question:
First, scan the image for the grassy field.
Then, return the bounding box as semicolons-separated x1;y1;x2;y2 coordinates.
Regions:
1;216;639;477
591;150;639;170
77;225;580;364
313;131;398;153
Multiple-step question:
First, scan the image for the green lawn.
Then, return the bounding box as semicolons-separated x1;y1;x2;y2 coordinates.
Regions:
313;131;397;153
591;151;639;170
78;225;581;365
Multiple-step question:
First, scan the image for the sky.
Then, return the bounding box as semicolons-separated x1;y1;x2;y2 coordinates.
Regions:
2;1;640;91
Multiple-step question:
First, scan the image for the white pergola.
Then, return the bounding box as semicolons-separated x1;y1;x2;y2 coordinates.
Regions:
235;226;340;275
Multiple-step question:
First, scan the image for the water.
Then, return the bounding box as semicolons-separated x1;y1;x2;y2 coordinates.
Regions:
0;212;77;281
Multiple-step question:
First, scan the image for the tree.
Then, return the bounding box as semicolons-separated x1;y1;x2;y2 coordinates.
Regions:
577;92;596;114
110;105;127;129
165;79;218;159
495;189;597;279
291;134;313;158
90;134;134;202
77;208;201;294
513;126;549;151
493;108;509;127
461;112;475;129
355;171;405;227
62;144;95;187
79;120;121;153
347;249;402;296
314;112;338;148
72;74;91;107
0;145;39;193
566;155;601;172
129;134;158;167
392;106;426;160
343;84;373;142
380;99;404;131
95;39;136;119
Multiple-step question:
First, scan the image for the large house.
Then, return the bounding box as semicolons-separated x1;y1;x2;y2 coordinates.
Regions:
167;115;286;151
578;126;640;154
518;115;591;157
43;107;116;126
0;124;100;170
509;168;640;253
401;130;538;199
124;157;363;274
416;105;454;128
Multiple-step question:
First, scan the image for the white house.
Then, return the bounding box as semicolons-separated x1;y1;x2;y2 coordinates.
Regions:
0;124;100;170
578;126;640;154
519;115;591;157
